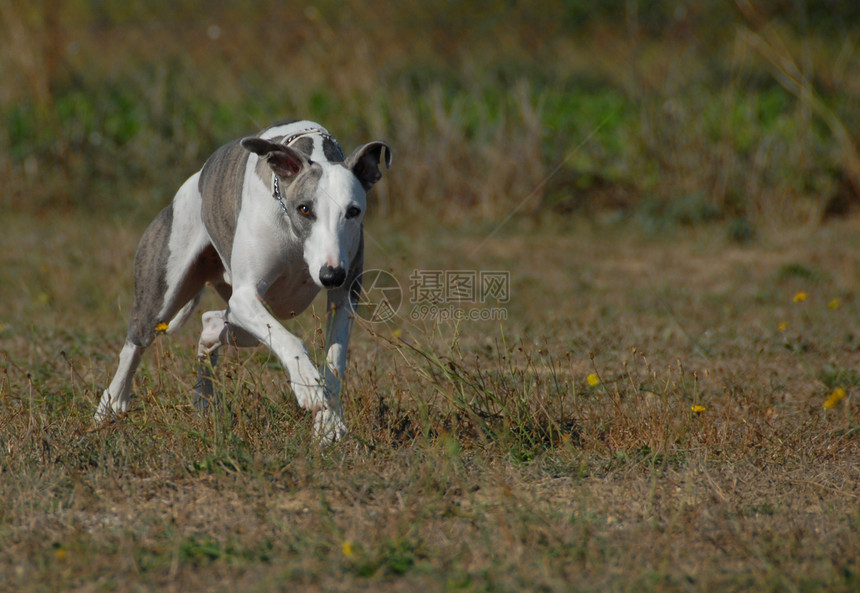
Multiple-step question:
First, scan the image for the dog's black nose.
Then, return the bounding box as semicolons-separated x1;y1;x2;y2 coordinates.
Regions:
319;265;346;288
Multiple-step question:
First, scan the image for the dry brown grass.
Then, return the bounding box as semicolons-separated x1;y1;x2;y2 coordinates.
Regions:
1;212;859;591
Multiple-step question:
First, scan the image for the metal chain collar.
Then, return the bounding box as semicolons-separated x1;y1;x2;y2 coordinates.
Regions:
272;175;289;215
282;128;340;150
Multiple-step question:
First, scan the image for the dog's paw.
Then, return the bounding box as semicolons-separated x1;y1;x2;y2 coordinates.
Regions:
291;380;326;411
289;373;346;444
94;389;128;422
314;407;348;444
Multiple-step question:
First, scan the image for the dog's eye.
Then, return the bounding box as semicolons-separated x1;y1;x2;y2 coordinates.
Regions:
297;204;312;217
346;205;362;219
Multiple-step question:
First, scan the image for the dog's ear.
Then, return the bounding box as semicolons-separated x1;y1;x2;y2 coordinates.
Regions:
345;141;392;191
241;137;307;179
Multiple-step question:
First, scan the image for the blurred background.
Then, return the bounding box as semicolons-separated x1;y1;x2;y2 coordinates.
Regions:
2;0;860;234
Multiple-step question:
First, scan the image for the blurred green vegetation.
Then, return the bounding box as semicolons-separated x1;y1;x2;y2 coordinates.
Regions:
2;0;860;229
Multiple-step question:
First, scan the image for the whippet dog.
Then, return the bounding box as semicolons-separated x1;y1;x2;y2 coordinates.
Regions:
96;120;391;442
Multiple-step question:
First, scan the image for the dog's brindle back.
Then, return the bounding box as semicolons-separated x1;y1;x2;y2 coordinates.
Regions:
97;120;390;442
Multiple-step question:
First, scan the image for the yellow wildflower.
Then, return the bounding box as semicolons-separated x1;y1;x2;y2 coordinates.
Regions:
155;322;169;332
342;540;354;557
586;373;600;387
793;292;807;303
778;322;788;331
690;405;706;414
828;298;841;310
824;387;846;410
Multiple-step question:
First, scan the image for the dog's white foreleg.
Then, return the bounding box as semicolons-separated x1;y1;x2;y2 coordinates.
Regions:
318;241;362;440
318;297;354;440
226;286;347;442
96;341;145;418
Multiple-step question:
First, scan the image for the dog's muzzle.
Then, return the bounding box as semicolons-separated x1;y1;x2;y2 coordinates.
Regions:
319;265;346;289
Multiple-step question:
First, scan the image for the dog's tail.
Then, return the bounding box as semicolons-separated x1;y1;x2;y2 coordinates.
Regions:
165;292;203;334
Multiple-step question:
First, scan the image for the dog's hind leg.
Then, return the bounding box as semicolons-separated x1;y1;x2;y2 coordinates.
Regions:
166;291;203;334
194;350;220;411
194;310;226;411
97;204;176;419
194;309;260;410
96;341;145;418
98;173;221;420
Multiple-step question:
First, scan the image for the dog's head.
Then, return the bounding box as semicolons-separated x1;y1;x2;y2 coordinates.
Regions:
241;136;391;289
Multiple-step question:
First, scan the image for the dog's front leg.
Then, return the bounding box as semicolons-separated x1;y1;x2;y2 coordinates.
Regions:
318;294;354;438
319;245;363;439
227;286;347;442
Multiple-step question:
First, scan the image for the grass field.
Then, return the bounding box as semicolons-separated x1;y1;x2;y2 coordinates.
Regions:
2;1;860;592
2;213;859;591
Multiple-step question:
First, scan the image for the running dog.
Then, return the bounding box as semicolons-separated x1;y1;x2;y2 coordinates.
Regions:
96;120;391;442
